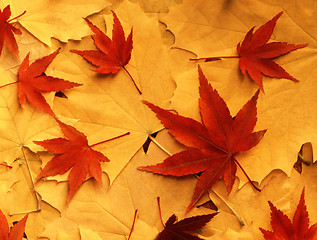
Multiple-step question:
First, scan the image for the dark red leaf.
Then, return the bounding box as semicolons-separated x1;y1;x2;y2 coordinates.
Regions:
156;213;217;240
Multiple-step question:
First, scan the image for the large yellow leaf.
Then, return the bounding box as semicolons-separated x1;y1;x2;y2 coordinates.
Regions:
45;0;175;184
36;130;212;239
0;67;60;165
0;0;108;46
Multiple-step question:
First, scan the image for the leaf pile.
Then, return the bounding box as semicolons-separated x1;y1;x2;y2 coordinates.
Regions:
0;0;316;240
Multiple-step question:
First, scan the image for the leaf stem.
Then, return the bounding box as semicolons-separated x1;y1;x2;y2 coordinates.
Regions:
149;135;172;156
8;11;26;22
19;147;41;214
0;81;18;89
157;197;166;228
89;132;130;148
208;185;245;227
0;163;12;168
298;153;311;165
122;66;142;95
190;56;240;61
232;156;261;192
127;210;138;240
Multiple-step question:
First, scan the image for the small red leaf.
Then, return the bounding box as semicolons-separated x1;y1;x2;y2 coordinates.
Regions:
71;11;141;94
35;120;110;201
18;49;81;115
260;188;317;240
191;12;307;93
139;66;266;211
0;5;24;57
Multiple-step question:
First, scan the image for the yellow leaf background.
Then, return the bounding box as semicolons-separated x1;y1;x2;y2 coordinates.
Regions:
0;0;316;239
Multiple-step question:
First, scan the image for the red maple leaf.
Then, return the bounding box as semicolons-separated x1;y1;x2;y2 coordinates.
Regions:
157;214;217;240
0;5;25;57
139;66;266;211
72;11;141;94
191;12;307;93
155;197;217;239
35;120;129;201
260;188;317;240
0;210;28;240
17;49;81;115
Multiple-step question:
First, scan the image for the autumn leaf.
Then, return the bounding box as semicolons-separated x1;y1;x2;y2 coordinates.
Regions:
72;11;141;94
190;12;307;92
0;5;25;57
139;66;266;211
260;188;317;240
0;209;28;240
157;214;216;240
15;49;82;115
34;120;130;201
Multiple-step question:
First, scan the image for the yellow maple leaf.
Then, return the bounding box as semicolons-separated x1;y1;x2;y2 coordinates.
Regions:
0;0;108;46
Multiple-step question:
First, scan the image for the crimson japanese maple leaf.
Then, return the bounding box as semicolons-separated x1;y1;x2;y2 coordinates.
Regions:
0;5;25;57
156;213;217;240
191;12;307;92
260;188;317;240
17;49;81;115
72;11;141;94
34;120;111;201
0;210;28;240
139;66;266;211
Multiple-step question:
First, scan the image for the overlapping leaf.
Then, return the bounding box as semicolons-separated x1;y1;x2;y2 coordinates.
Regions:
139;66;266;211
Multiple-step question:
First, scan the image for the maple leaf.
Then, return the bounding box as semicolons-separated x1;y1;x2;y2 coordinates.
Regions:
260;188;317;240
17;49;81;115
190;12;307;92
72;11;141;94
34;120;112;202
156;213;217;240
0;5;25;57
139;66;266;211
0;209;28;240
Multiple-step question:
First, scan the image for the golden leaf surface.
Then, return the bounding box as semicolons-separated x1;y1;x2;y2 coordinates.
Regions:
46;0;175;184
0;0;108;46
